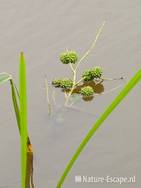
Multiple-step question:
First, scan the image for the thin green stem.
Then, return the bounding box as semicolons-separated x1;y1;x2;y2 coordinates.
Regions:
56;68;141;188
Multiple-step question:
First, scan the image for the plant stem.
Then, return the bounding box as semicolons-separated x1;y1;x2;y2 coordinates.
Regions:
75;77;84;86
45;76;52;115
69;63;75;72
65;21;106;105
75;21;106;71
65;69;77;106
102;76;124;81
56;68;141;188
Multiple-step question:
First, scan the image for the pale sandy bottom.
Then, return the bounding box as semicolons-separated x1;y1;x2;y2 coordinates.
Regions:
0;0;141;188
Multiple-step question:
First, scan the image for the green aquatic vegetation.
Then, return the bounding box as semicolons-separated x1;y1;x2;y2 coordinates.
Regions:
82;69;95;81
56;68;141;188
19;52;28;188
52;79;63;87
92;66;103;78
52;78;73;90
82;66;103;81
51;21;106;105
80;86;94;96
60;79;73;90
60;50;78;64
0;53;34;188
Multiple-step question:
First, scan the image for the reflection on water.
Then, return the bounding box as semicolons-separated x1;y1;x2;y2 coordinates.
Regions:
82;95;94;101
72;80;104;102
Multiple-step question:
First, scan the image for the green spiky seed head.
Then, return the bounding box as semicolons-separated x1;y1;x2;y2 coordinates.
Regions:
80;86;94;96
60;51;78;64
82;66;103;81
52;78;73;89
92;66;103;78
60;79;73;89
82;69;94;81
52;79;63;87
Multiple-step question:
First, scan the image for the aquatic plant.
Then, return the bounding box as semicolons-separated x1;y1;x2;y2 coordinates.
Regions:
51;21;106;105
0;53;34;188
60;51;78;64
52;79;63;87
82;66;103;81
19;52;28;188
0;73;12;85
80;86;94;96
56;68;141;188
52;78;73;90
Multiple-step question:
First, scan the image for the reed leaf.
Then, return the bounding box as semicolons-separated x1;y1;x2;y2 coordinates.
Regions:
10;79;21;133
0;58;33;187
0;72;12;85
56;68;141;188
19;52;28;188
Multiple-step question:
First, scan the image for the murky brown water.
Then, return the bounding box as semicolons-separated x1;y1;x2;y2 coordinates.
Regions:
0;0;141;188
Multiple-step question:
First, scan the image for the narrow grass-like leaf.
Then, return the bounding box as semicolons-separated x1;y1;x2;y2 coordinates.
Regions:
19;52;28;188
0;72;12;85
0;59;33;187
10;79;21;133
56;69;141;188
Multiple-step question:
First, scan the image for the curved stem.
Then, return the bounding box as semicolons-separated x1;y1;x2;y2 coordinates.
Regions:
75;21;106;71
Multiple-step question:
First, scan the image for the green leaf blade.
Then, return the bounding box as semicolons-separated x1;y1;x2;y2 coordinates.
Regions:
10;79;21;133
19;52;28;188
56;69;141;188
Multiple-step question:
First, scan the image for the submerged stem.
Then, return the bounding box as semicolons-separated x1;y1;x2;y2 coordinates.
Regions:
45;76;52;115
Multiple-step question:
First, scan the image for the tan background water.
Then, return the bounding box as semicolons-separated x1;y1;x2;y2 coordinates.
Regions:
0;0;141;187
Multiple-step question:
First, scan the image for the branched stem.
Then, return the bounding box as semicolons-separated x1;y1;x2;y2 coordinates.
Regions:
65;21;106;105
75;77;84;86
69;63;75;73
65;70;77;105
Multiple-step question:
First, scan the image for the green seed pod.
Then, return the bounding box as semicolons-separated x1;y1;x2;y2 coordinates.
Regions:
52;79;63;87
80;86;94;96
82;69;94;81
60;51;78;64
92;66;103;78
60;79;73;89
